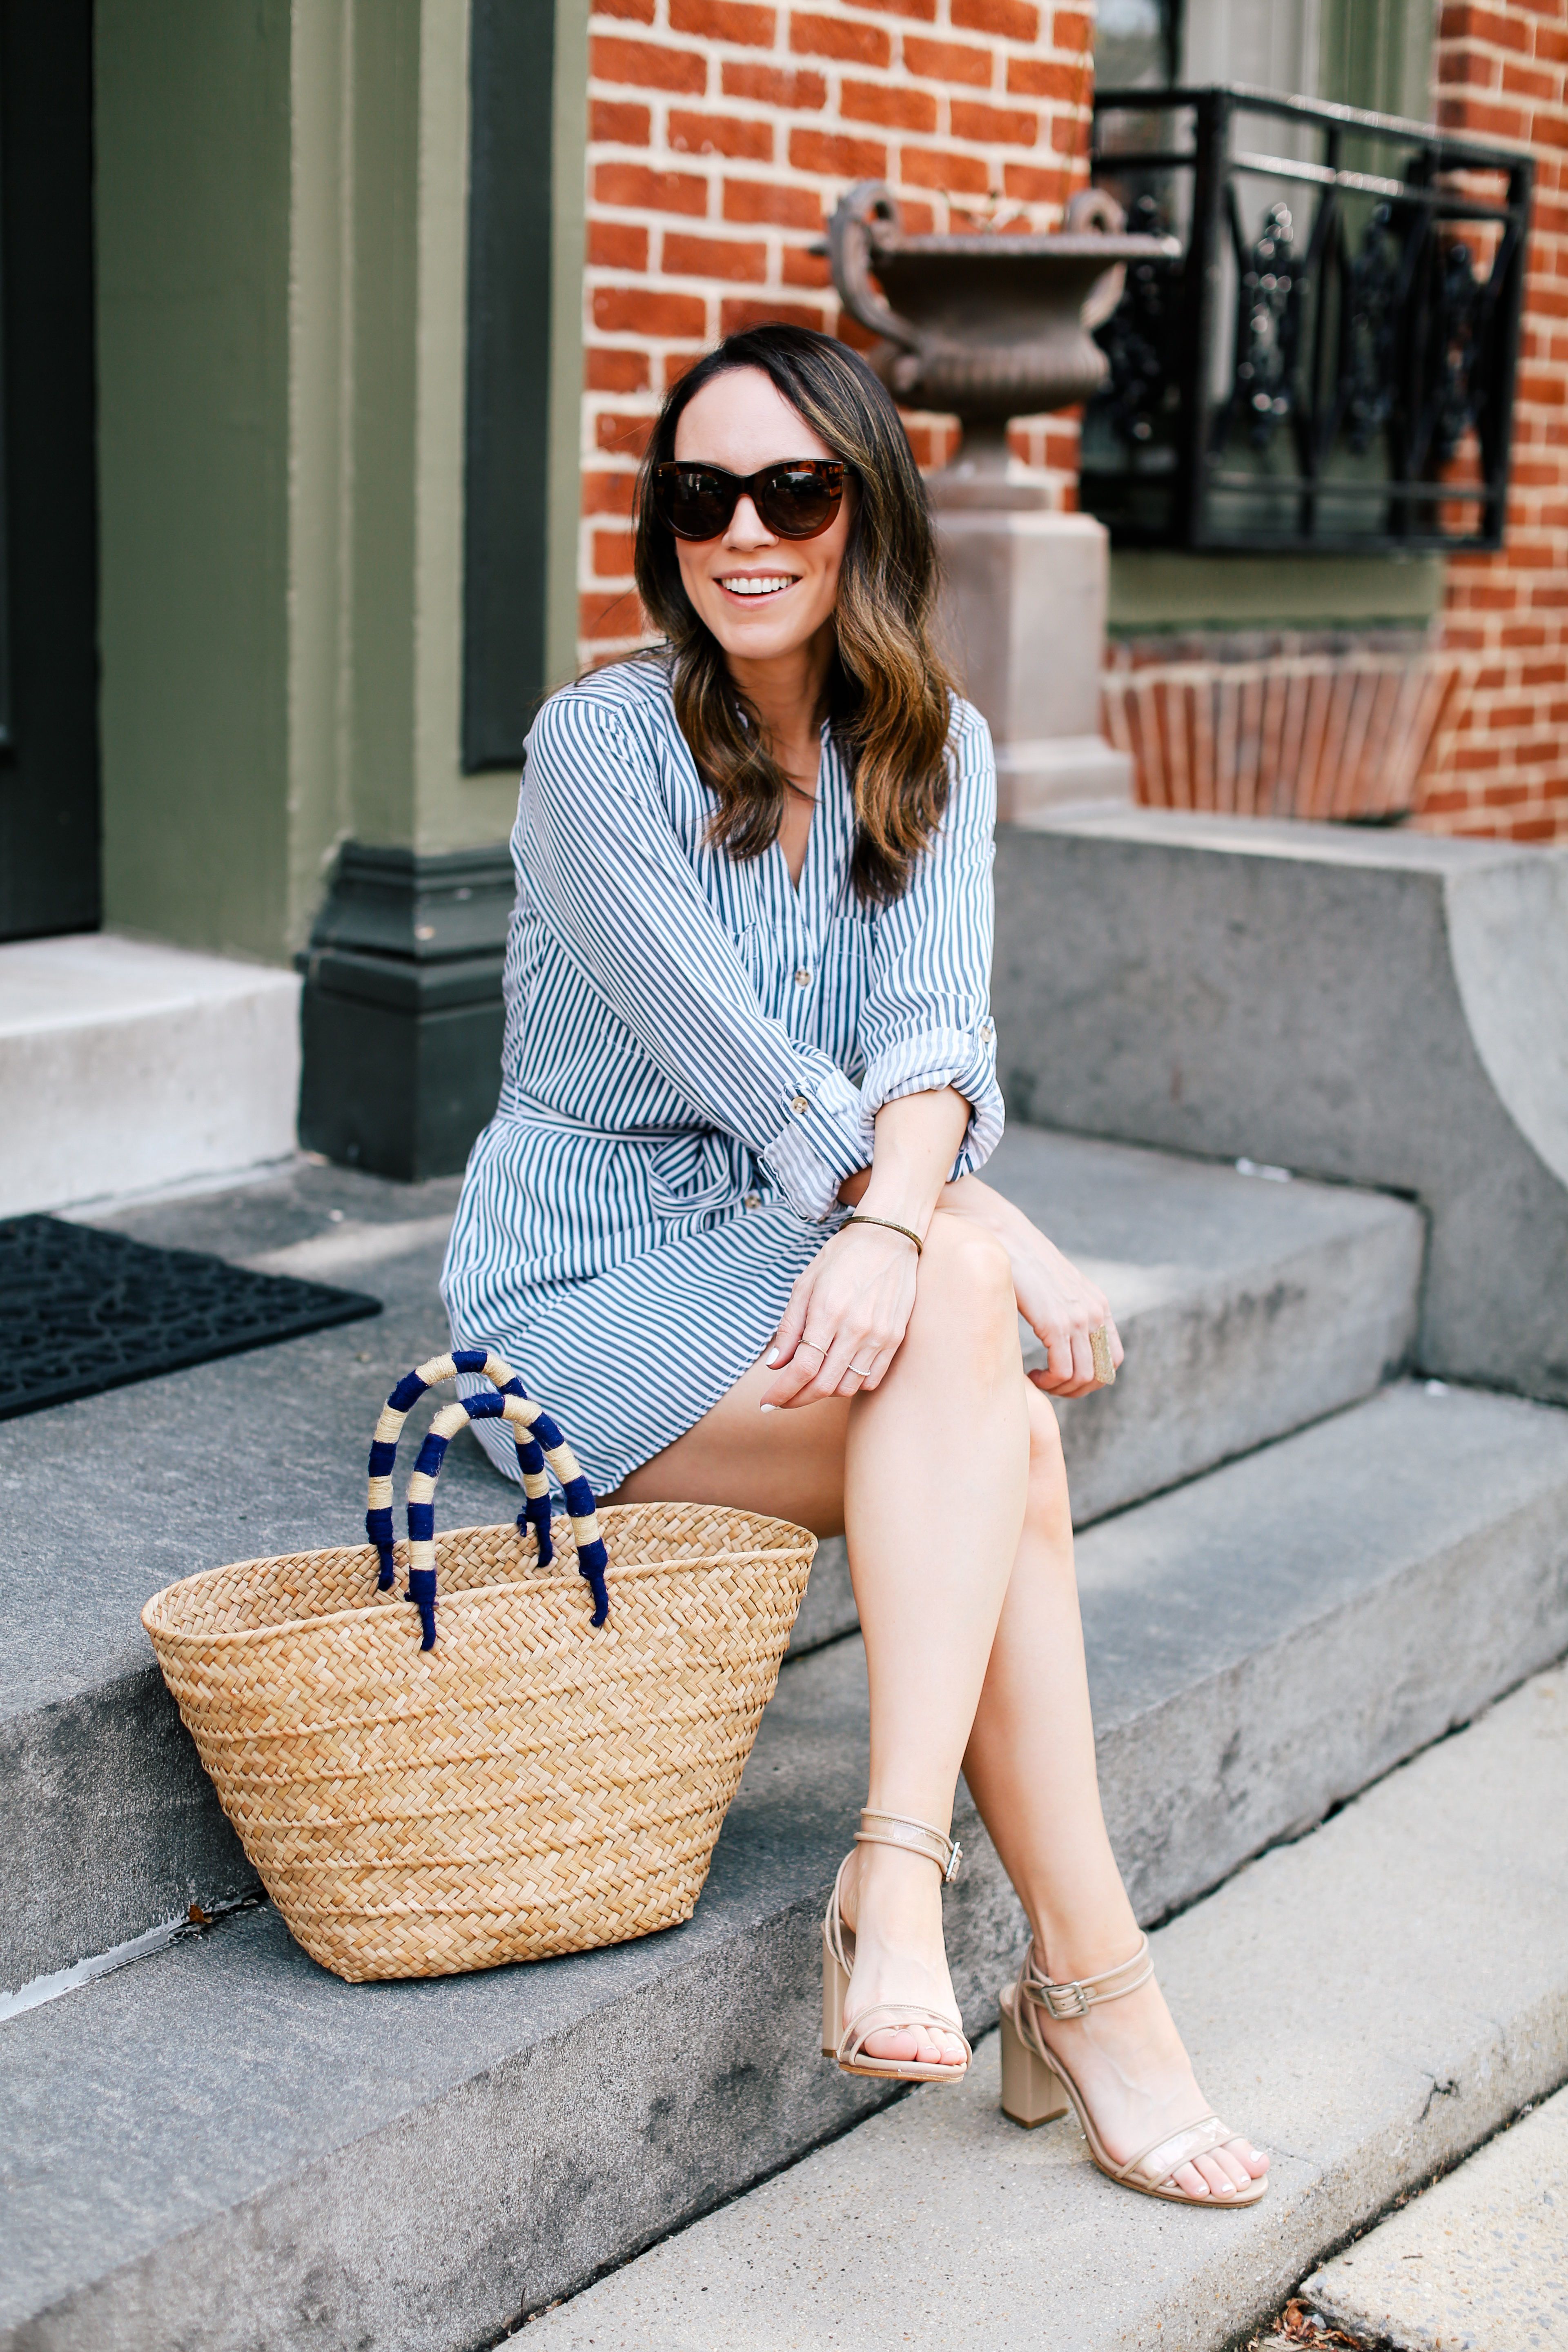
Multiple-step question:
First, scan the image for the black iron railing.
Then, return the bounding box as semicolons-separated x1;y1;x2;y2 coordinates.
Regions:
1082;85;1533;552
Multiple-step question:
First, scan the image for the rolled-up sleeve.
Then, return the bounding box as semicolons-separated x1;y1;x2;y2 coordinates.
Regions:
518;690;868;1221
856;701;1004;1180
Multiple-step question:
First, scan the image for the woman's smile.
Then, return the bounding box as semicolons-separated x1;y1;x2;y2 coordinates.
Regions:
718;570;801;601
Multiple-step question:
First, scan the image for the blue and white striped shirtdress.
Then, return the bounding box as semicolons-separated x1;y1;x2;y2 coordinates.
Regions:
440;654;1005;1495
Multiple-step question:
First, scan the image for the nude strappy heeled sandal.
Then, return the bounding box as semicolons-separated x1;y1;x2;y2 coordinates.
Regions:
822;1810;973;2085
998;1935;1267;2207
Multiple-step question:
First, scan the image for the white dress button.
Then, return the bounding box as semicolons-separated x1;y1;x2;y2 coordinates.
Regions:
794;968;812;987
790;1094;811;1115
744;1191;761;1209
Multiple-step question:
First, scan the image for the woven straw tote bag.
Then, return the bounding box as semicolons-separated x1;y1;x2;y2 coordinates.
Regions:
143;1348;816;1982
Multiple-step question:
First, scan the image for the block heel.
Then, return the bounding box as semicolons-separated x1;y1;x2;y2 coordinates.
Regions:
998;1986;1070;2127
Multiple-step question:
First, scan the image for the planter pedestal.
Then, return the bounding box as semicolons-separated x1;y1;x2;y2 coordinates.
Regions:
929;474;1130;821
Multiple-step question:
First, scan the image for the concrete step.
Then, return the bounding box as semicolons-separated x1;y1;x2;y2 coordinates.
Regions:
987;1125;1423;1524
0;931;300;1215
5;1381;1566;2351
0;1171;477;1991
516;1665;1568;2352
989;808;1568;1406
1;1135;1422;1983
1303;2081;1568;2352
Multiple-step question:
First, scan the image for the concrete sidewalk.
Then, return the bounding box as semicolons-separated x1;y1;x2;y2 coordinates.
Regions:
1304;2083;1568;2351
518;1667;1568;2352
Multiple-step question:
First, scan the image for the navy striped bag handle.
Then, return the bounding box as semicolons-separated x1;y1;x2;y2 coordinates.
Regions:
365;1347;610;1649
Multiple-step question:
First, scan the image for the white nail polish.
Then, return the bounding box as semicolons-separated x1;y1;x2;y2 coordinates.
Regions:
760;1403;776;1413
764;1348;779;1366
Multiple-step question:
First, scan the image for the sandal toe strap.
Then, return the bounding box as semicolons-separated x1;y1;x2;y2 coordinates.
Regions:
1116;2114;1238;2191
837;2002;971;2066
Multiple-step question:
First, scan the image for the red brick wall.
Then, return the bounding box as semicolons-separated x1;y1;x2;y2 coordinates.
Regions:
579;0;1096;664
1424;0;1568;840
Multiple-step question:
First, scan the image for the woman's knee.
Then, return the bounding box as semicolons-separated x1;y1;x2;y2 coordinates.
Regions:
921;1210;1012;1291
916;1213;1016;1327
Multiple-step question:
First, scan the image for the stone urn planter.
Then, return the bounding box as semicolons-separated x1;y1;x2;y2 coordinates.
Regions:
828;181;1177;817
829;179;1170;468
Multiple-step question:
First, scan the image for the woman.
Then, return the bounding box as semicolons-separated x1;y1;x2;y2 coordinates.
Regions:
443;323;1267;2207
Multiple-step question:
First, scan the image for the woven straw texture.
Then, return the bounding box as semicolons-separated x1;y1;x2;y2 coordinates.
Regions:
143;1503;814;1982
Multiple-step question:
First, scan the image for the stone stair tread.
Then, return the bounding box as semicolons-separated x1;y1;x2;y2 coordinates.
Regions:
6;1633;876;2347
0;1226;508;1991
2;1199;478;1722
1303;2081;1568;2352
0;934;301;1218
2;1134;1423;1984
984;1125;1422;1526
5;1379;1566;2349
517;1665;1568;2352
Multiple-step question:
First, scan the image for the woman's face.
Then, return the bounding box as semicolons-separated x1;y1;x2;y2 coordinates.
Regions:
670;366;851;668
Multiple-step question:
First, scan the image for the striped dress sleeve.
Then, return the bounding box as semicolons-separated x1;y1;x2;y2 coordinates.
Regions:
518;686;873;1222
855;699;1005;1180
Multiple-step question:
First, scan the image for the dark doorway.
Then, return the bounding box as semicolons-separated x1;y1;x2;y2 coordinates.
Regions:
0;0;99;942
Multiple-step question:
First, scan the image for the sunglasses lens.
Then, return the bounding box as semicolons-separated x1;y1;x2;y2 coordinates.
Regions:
757;467;843;538
654;462;844;541
656;468;734;540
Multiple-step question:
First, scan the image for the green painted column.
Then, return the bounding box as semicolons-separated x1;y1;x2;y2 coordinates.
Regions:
96;0;294;964
94;0;588;1177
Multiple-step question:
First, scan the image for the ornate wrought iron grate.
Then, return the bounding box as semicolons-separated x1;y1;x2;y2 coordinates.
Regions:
0;1216;382;1419
1083;84;1533;552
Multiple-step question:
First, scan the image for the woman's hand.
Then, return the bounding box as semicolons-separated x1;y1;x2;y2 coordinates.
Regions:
761;1085;969;1408
1011;1225;1123;1398
942;1175;1123;1399
762;1219;920;1406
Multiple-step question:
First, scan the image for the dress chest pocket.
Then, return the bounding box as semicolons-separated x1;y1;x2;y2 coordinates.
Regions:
820;912;879;1004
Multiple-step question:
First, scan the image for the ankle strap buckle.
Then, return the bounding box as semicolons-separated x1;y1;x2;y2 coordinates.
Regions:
1023;1933;1153;2019
855;1810;962;1883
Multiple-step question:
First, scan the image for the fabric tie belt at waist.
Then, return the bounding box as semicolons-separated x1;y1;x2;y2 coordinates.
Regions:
497;1091;764;1218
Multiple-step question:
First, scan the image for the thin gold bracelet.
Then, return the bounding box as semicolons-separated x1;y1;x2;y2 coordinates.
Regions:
844;1212;924;1256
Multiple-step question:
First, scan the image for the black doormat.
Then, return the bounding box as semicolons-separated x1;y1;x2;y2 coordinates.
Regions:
0;1215;383;1420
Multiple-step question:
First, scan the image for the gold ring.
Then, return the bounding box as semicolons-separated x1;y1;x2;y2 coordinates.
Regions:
1089;1324;1116;1387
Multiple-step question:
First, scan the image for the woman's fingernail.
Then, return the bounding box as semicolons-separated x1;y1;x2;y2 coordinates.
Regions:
760;1402;776;1413
764;1348;779;1366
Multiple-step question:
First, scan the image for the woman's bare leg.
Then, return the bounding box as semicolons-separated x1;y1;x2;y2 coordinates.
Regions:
619;1209;1029;2066
617;1231;1267;2165
832;1210;1027;2063
961;1385;1269;2198
612;1365;851;1536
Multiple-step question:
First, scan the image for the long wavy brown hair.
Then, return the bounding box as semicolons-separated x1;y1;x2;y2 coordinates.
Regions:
633;324;956;906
